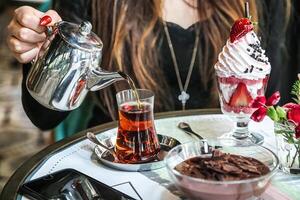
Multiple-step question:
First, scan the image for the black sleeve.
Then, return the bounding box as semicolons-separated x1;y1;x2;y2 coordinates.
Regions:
53;0;92;22
21;0;92;130
292;0;300;74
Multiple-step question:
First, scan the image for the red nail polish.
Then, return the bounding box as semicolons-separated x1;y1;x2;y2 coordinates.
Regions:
40;15;52;26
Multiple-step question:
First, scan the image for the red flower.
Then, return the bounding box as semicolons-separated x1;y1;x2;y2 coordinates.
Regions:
266;91;280;106
251;107;267;122
250;92;281;122
282;103;300;125
287;107;300;125
283;103;300;109
295;125;300;139
251;96;266;108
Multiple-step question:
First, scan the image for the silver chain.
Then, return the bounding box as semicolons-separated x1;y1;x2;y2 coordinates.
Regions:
163;21;200;110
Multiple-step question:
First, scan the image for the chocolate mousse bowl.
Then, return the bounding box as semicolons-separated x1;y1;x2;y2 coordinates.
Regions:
164;139;279;200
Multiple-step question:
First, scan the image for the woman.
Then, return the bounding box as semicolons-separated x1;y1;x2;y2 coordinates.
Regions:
6;0;292;139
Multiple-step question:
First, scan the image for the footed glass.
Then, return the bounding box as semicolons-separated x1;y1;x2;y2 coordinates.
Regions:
216;76;269;144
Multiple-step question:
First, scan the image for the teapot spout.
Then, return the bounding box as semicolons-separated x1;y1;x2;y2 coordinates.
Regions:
87;69;125;91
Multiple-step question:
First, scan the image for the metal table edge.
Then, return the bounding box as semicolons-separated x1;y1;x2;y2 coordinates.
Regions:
0;108;221;200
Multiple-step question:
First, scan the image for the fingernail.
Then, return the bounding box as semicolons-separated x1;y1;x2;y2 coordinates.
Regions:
40;15;52;26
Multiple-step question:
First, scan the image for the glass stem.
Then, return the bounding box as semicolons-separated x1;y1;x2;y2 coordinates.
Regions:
298;146;300;168
291;144;299;168
233;118;249;139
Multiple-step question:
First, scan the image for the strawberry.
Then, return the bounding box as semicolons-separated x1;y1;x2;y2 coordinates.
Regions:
218;76;263;86
230;18;254;43
229;82;253;107
223;103;254;114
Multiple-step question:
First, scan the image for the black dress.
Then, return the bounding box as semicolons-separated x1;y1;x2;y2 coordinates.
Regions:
21;0;298;131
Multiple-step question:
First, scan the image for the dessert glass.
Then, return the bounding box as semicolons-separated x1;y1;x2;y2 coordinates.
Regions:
115;89;160;164
165;139;279;200
214;16;271;144
216;75;269;144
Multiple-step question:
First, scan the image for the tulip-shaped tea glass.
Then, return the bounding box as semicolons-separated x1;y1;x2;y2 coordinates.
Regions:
115;89;160;163
216;76;269;144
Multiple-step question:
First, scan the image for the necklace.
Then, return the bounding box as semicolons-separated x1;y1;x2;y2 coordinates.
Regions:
163;21;200;110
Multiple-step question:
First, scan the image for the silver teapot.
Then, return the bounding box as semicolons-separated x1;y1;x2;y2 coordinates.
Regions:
26;20;124;111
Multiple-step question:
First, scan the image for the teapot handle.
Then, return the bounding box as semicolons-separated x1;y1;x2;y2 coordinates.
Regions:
31;16;55;64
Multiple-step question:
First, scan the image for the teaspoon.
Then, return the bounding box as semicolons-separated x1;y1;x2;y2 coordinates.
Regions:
86;132;119;161
178;122;204;140
177;122;222;154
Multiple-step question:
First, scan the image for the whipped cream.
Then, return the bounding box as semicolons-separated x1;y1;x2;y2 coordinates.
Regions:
215;31;271;79
219;83;237;103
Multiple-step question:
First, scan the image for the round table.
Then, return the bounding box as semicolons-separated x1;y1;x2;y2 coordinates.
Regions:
1;109;299;200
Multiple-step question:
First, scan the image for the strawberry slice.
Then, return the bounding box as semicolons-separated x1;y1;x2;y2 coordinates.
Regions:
230;18;254;43
229;82;253;107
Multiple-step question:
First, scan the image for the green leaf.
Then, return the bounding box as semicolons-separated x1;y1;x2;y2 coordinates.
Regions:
267;106;279;121
276;106;287;120
287;137;295;144
292;97;300;105
291;80;300;103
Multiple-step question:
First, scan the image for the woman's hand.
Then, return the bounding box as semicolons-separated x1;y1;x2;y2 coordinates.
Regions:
6;6;61;64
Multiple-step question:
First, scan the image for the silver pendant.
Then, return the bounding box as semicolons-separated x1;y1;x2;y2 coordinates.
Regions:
178;91;190;110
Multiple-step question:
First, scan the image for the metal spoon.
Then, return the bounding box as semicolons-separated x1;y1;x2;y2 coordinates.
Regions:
177;122;222;154
178;122;204;140
86;132;119;161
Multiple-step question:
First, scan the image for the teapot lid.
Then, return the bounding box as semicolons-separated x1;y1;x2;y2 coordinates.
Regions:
57;21;103;52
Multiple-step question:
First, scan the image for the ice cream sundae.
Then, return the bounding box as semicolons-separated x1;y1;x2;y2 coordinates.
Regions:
215;18;271;117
